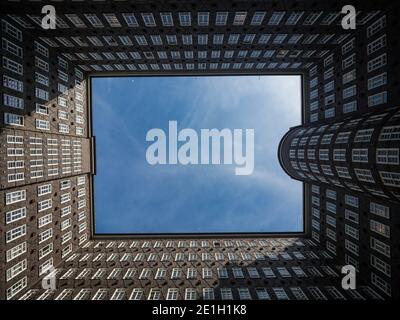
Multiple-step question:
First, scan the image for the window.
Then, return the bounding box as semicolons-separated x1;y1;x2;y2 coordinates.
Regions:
255;288;270;300
233;12;247;25
286;11;304;25
343;85;357;99
370;237;390;257
354;129;374;143
3;75;23;92
6;225;26;243
377;148;399;165
343;69;356;84
2;20;23;41
2;38;23;58
367;15;386;38
333;149;346;161
4;94;24;109
215;12;228;25
368;72;387;90
3;57;23;75
38;199;52;212
367;35;386;55
319;149;329;160
379;125;400;142
268;11;285;25
355;168;375;183
220;288;233;300
122;13;138;27
214;267;228;279
238;288;252;300
273;287;289;300
6;207;26;224
159;12;173;26
35;88;49;101
370;202;390;219
6;277;27;300
324;67;334;80
345;195;359;208
371;255;391;276
379;171;400;187
141;13;155;27
8;172;24;182
6;242;27;263
326;202;336;214
342;54;355;69
35;119;50;130
251;12;266;25
6;190;26;205
179;12;191;26
197;12;209;26
368;91;387;107
185;288;197;300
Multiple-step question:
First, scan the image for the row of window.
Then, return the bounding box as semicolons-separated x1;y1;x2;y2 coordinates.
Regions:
291;147;399;164
19;284;380;301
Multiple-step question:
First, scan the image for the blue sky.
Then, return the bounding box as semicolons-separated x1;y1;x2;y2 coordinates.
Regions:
92;75;302;233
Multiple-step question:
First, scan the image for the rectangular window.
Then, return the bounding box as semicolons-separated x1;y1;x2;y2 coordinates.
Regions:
352;149;368;163
35;119;50;130
370;237;390;257
370;202;390;219
6;242;27;263
6;225;26;243
179;12;191;26
367;35;386;55
6;277;27;300
367;54;387;72
3;57;23;75
215;12;228;26
379;171;400;187
2;38;23;58
370;219;390;238
354;129;374;142
6;207;26;224
367;16;386;38
38;199;52;212
345;195;359;208
368;72;387;90
2;20;23;41
3;75;23;92
333;149;346;161
3;94;24;109
355;168;375;183
5;190;26;205
343;69;356;84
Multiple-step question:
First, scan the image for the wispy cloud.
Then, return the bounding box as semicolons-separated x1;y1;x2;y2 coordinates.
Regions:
92;76;303;233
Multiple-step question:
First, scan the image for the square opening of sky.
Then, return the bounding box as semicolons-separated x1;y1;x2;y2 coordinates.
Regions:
92;75;303;234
